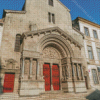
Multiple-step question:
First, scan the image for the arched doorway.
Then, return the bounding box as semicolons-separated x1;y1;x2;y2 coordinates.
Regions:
38;34;74;92
42;47;61;91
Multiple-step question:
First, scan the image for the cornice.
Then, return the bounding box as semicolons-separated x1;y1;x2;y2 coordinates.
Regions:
4;10;26;14
21;27;83;49
77;17;100;28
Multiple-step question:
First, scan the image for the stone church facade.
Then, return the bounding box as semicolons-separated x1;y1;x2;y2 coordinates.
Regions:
0;0;88;96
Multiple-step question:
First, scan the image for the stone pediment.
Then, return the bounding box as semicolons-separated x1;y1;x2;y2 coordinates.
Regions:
21;27;83;49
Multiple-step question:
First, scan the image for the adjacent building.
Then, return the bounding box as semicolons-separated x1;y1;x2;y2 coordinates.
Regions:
73;17;100;89
0;0;88;96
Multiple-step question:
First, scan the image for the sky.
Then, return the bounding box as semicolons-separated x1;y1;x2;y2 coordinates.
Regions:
0;0;100;25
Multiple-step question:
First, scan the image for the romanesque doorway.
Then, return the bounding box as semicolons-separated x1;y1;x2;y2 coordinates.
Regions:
43;64;60;91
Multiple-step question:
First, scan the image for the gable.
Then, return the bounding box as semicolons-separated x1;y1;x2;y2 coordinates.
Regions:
23;0;70;12
21;27;83;49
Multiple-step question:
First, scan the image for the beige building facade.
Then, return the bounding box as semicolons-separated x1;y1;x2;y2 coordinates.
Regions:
0;0;88;96
0;19;3;48
73;17;100;90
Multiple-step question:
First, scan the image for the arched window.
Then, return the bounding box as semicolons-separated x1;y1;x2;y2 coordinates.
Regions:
15;34;21;52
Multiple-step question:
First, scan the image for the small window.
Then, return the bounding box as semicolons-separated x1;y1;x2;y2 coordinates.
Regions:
48;12;51;22
92;69;99;84
93;30;98;39
84;27;89;36
52;14;55;24
15;34;21;52
87;46;93;59
48;12;55;24
97;67;100;80
97;48;100;60
49;0;53;6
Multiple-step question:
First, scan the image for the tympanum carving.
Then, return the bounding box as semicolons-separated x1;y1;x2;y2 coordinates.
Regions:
43;47;60;59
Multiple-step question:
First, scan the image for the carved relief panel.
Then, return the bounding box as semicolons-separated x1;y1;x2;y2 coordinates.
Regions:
73;64;77;79
43;47;60;59
78;65;81;79
5;59;18;69
68;64;72;78
62;66;66;80
32;60;37;76
24;59;30;75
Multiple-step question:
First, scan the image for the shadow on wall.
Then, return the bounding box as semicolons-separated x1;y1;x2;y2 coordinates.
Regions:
0;58;3;95
86;89;100;100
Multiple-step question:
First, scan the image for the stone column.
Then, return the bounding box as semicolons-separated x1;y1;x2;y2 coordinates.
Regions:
50;63;54;91
66;65;68;79
22;57;25;78
81;64;84;80
67;64;72;79
72;63;76;92
37;59;44;80
29;58;33;78
72;63;75;79
40;61;44;80
76;64;79;79
62;66;65;80
36;59;39;80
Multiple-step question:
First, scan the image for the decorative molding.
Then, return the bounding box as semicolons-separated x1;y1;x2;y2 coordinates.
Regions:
21;27;83;49
4;10;26;14
77;17;100;28
5;59;17;69
5;59;17;63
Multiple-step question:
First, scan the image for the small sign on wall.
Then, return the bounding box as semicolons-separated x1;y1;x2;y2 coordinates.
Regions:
88;69;90;72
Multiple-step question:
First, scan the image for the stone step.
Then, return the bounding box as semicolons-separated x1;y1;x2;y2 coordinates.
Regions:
0;93;89;100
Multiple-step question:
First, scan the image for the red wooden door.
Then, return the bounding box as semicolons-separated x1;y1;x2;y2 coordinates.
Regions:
3;74;15;93
52;65;60;90
43;64;51;91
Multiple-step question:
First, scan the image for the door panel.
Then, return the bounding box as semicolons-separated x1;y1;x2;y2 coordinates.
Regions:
3;74;15;93
43;64;51;91
52;65;60;90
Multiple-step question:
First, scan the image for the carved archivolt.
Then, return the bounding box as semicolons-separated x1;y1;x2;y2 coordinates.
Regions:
42;47;60;59
38;34;74;58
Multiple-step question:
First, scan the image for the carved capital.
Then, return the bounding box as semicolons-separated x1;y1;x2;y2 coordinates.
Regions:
30;58;33;61
22;57;25;60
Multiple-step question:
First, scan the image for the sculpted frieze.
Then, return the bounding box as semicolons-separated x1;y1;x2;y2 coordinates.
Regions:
23;50;40;58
